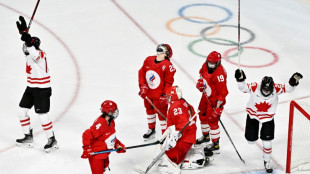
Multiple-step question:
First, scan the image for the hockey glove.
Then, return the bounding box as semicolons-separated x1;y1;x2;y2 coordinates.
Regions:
138;84;148;99
81;145;92;159
212;107;223;119
21;33;33;47
159;95;168;106
289;72;303;86
115;139;126;153
196;79;205;92
16;16;29;34
234;69;246;82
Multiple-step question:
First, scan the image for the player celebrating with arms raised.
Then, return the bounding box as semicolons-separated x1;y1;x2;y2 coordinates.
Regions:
235;69;302;173
195;51;229;156
138;44;176;141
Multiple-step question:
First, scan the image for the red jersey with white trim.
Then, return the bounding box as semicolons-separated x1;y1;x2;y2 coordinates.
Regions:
238;81;295;123
82;116;123;159
167;99;196;144
25;46;50;88
138;56;176;98
199;63;228;103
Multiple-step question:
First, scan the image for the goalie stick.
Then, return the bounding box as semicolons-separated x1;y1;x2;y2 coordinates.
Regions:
28;0;41;31
202;90;245;164
134;112;198;174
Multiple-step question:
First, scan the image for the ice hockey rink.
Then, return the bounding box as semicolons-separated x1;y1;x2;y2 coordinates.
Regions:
0;0;310;173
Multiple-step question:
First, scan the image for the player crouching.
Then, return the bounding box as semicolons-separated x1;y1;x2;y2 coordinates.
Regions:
157;86;210;173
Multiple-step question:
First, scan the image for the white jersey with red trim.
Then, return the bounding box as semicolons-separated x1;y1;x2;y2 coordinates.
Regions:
25;46;51;88
238;81;295;123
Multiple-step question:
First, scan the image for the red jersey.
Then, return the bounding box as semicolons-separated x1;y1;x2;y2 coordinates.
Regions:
167;99;196;144
82;116;123;159
138;56;176;98
199;63;228;103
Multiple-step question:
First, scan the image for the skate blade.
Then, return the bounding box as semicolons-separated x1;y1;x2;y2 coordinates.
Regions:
143;135;155;142
44;145;59;153
16;142;34;148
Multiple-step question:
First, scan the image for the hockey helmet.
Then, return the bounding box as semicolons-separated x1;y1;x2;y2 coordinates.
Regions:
260;76;274;97
156;43;173;59
166;86;182;102
206;51;221;71
101;100;119;119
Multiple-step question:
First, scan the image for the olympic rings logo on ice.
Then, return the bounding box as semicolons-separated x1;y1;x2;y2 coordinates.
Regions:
165;3;279;68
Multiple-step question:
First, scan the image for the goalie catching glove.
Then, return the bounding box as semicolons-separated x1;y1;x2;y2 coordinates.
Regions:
162;126;181;150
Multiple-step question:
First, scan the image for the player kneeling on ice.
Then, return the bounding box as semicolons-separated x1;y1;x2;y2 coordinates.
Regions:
81;100;126;174
157;86;210;174
235;69;303;173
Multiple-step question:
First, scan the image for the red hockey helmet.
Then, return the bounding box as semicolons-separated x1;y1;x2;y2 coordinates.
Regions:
207;51;221;63
166;86;182;102
101;100;119;119
156;43;173;59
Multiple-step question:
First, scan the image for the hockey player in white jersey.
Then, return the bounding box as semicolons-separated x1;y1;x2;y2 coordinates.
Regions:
15;16;58;152
235;69;303;173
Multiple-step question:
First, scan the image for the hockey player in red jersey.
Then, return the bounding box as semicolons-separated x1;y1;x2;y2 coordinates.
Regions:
15;16;58;152
235;69;303;173
138;44;176;141
81;100;126;174
195;51;229;155
158;86;198;173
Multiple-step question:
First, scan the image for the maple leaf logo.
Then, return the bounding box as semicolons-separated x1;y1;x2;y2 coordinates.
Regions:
254;101;272;112
26;63;32;74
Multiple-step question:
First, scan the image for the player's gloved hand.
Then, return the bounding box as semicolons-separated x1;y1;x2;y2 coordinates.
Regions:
138;84;148;99
235;69;246;82
163;129;181;150
21;33;33;46
159;95;168;106
16;16;29;34
196;79;205;92
81;145;92;159
114;140;126;153
212;107;223;119
289;72;303;86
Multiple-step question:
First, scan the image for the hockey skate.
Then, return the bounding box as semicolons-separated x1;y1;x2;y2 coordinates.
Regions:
44;136;58;153
16;129;34;148
195;133;210;145
204;140;220;156
143;129;156;141
264;161;273;173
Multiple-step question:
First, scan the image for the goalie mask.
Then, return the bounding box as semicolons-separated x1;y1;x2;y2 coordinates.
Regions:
260;76;274;97
156;43;173;59
101;100;119;119
166;86;182;102
206;51;221;74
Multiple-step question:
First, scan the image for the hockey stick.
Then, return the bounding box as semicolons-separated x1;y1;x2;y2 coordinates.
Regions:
134;112;198;174
202;91;245;164
28;0;41;30
237;0;241;69
90;141;161;155
145;96;166;121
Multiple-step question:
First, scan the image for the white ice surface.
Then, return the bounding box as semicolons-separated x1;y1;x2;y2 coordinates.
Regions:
0;0;310;173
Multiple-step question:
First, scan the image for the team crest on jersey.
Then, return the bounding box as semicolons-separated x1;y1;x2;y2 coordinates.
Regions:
255;101;272;112
146;70;160;89
203;78;212;96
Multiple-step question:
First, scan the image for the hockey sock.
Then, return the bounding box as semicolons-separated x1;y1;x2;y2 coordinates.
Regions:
38;113;54;138
201;124;210;135
18;107;31;134
262;140;272;162
210;128;220;142
147;114;156;129
159;119;167;134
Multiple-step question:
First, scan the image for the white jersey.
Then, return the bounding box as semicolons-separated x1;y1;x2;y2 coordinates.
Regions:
25;46;51;88
238;81;295;123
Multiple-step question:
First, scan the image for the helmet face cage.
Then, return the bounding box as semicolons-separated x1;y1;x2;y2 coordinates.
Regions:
156;44;168;55
167;86;182;102
260;76;274;97
206;51;221;71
